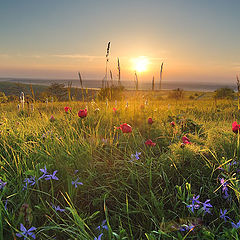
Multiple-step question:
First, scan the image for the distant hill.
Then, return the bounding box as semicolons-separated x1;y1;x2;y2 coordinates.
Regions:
0;81;99;101
0;81;48;97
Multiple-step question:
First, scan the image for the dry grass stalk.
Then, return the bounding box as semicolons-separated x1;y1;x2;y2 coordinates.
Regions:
118;58;121;86
152;76;155;91
104;42;111;88
67;81;72;101
134;71;139;91
160;62;164;90
78;72;84;102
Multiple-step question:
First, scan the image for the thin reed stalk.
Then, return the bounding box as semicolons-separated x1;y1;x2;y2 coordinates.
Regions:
117;58;121;86
152;76;155;91
160;62;164;90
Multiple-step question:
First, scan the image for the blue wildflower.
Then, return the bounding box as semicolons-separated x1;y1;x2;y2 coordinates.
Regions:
192;195;200;204
130;152;141;162
23;176;36;190
71;178;83;188
38;165;48;180
0;179;7;190
4;200;8;210
229;161;237;166
220;178;228;193
220;209;230;222
187;195;200;213
44;170;59;180
24;176;36;186
52;204;65;212
94;233;103;240
96;220;108;231
202;199;212;214
231;220;240;229
16;223;36;239
219;178;230;199
179;224;195;231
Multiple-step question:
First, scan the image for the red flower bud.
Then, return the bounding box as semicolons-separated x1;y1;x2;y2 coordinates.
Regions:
145;139;156;146
50;115;55;122
182;136;191;144
64;106;71;113
117;123;132;133
148;118;153;124
232;121;240;134
78;108;87;118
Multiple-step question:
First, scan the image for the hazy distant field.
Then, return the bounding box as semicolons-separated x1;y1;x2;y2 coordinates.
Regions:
0;78;236;92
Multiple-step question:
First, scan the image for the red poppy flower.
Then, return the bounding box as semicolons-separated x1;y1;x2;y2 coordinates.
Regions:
117;123;132;133
170;121;175;127
50;115;55;122
182;136;191;144
113;108;117;113
78;108;87;118
64;106;71;113
148;118;153;124
232;121;240;133
145;139;156;146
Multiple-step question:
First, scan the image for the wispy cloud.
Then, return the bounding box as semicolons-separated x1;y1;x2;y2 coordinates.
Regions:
0;54;9;58
231;62;240;70
0;53;42;59
51;54;104;60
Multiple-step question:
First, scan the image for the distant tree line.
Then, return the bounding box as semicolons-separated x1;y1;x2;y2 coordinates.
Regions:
0;82;99;103
214;87;235;99
0;82;99;102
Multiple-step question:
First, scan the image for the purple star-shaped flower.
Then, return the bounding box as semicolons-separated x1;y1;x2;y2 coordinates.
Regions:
220;209;230;222
4;200;8;210
38;165;48;180
24;176;36;186
23;176;36;190
0;179;7;190
220;178;228;193
71;178;83;188
16;223;37;239
94;233;103;240
130;152;141;162
219;178;230;199
187;195;200;213
96;220;108;231
202;199;212;214
52;204;65;212
179;224;195;231
192;195;200;204
231;220;240;229
45;170;59;180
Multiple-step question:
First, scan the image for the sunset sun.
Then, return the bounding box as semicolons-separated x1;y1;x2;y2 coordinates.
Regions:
132;56;149;73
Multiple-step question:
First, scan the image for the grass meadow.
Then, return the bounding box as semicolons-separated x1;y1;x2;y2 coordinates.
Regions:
1;95;240;239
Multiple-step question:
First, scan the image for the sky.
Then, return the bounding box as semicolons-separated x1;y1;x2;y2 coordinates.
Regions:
0;0;240;83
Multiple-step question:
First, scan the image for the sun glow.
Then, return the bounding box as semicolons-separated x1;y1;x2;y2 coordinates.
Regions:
132;56;149;73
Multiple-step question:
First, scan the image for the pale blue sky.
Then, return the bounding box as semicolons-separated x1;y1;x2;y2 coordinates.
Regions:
0;0;240;82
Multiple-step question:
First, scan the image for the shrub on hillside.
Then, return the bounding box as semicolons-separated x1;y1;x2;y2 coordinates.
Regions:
214;87;235;99
47;83;68;101
0;92;8;103
97;85;125;101
168;88;184;99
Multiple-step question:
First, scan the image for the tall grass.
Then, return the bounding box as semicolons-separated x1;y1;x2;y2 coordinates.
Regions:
0;97;240;239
